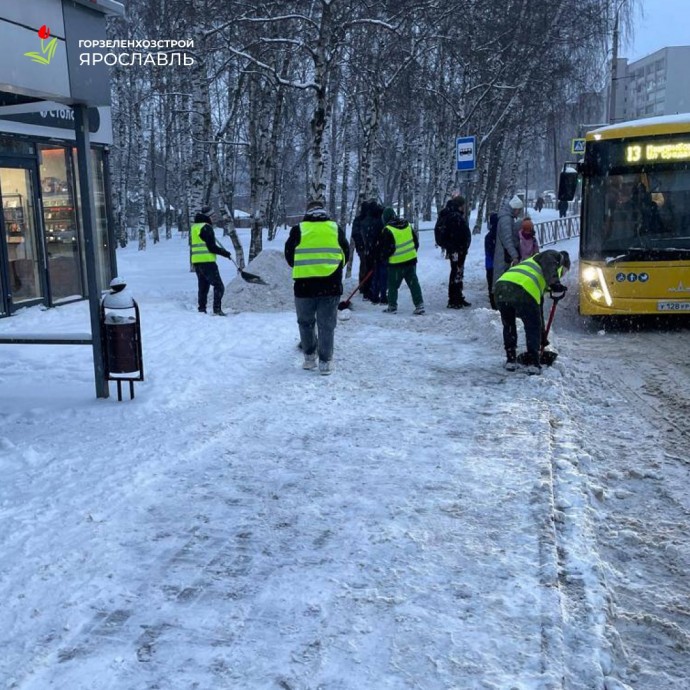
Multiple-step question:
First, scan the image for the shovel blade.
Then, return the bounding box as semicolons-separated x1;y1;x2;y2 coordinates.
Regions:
540;350;559;366
337;300;351;311
240;270;267;285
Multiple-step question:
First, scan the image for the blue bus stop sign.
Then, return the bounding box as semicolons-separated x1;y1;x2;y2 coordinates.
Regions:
456;136;476;171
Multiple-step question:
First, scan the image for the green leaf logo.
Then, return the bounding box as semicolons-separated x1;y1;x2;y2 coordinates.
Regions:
24;27;57;66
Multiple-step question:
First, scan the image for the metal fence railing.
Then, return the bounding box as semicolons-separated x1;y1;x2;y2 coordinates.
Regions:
534;215;580;247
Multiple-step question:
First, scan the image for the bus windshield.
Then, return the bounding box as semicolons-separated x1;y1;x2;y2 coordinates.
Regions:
582;168;690;258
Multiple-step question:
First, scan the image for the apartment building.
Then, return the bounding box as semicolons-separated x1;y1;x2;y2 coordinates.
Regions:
610;46;690;123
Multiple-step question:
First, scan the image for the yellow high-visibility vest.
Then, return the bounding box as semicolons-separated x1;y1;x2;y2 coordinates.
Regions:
497;256;564;303
292;220;343;279
190;223;215;264
387;223;417;264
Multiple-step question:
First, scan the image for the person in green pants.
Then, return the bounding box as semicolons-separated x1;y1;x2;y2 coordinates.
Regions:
378;207;425;315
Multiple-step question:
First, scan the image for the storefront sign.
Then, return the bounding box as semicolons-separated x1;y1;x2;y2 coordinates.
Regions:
0;107;100;133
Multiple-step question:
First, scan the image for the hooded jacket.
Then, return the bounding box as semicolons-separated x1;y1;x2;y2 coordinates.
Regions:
495;249;566;304
492;200;521;284
284;209;350;298
436;198;472;254
378;216;419;267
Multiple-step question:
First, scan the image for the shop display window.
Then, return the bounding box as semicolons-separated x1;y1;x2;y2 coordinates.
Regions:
38;145;82;301
72;147;111;293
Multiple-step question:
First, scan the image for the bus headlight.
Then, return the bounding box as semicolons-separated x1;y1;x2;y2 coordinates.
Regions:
582;266;598;282
581;266;613;307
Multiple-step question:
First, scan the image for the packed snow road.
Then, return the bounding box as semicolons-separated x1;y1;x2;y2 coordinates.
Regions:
1;227;689;689
553;291;690;690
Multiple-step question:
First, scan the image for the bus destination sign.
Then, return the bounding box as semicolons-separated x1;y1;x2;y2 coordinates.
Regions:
625;141;690;164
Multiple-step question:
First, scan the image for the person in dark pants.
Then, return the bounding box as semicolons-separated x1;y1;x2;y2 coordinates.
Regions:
284;200;350;375
484;212;498;309
442;196;472;308
190;206;232;315
558;198;569;218
350;201;370;293
494;249;570;374
378;207;425;315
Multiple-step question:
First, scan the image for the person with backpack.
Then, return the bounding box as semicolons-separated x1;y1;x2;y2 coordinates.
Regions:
435;196;472;308
379;207;425;315
484;212;498;309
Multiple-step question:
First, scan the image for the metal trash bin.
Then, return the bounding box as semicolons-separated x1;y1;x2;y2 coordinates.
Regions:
100;277;144;400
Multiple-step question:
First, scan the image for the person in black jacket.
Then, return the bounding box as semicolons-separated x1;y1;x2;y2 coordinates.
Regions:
350;200;370;293
284;200;350;375
191;206;232;316
435;196;472;308
379;207;425;315
484;212;498;309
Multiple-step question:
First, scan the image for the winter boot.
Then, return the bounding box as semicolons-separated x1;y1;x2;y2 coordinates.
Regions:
383;305;397;313
504;349;518;372
318;360;333;376
303;353;317;370
460;297;472;307
523;351;542;375
213;309;228;316
413;304;425;315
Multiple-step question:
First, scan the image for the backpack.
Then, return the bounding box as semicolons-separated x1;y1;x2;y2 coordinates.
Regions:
434;212;448;249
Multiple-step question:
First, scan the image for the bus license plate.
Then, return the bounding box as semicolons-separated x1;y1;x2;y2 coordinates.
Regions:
657;301;690;312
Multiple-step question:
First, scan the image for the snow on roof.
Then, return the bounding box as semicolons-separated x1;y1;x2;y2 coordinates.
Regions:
234;209;251;218
587;113;690;140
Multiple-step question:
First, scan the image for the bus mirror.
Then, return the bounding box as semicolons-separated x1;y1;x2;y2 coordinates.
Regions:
558;168;578;201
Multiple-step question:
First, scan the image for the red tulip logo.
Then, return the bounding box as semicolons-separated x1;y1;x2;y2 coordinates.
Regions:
25;25;57;65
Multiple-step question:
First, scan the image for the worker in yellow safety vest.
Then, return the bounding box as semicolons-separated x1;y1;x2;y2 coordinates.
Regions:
284;199;350;375
190;206;232;316
378;207;425;315
494;249;570;374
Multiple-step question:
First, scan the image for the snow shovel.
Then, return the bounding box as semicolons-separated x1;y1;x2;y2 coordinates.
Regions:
217;239;268;285
338;269;374;311
516;299;560;367
229;256;268;285
539;299;560;366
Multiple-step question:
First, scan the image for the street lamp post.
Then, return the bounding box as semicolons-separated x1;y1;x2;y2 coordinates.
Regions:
608;9;620;124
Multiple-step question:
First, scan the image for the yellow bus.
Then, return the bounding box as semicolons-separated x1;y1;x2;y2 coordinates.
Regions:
560;114;690;316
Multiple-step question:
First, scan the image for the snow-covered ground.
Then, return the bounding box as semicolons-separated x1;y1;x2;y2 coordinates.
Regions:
1;208;689;689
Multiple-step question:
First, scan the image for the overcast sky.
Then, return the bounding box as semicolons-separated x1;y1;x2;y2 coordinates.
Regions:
625;0;690;61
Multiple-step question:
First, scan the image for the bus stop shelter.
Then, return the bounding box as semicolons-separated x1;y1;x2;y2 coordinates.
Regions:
0;0;124;398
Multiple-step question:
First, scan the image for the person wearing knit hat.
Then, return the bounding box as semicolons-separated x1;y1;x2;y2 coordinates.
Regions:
492;194;524;286
190;205;232;316
382;207;396;225
284;198;350;375
378;207;425;315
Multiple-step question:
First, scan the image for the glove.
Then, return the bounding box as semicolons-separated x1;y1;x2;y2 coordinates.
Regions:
510;257;520;267
550;283;567;301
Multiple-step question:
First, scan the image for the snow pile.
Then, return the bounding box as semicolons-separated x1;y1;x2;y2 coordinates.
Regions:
222;248;294;312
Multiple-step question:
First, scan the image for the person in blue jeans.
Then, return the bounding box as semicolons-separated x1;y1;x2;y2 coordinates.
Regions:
284;200;350;375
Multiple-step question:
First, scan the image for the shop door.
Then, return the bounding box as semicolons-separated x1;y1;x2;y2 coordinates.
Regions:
0;165;44;308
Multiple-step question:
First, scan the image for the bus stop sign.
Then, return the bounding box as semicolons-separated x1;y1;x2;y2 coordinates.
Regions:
456;136;476;171
571;138;586;154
